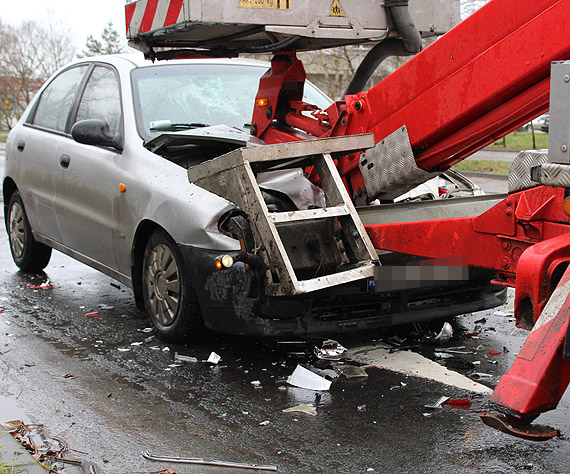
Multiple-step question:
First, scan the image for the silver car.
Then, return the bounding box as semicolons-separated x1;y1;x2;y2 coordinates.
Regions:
3;54;505;342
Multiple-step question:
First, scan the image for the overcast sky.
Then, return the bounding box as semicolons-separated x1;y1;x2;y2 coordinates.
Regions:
2;0;127;48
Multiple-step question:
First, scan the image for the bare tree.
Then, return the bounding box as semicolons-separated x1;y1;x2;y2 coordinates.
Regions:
0;17;76;130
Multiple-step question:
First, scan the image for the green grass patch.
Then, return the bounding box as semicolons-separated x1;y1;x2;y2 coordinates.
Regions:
453;159;510;175
488;131;548;151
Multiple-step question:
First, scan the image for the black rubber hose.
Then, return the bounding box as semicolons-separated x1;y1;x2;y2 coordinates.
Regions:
343;0;421;96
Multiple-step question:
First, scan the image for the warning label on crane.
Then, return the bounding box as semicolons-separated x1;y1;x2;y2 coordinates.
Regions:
239;0;290;9
329;0;345;16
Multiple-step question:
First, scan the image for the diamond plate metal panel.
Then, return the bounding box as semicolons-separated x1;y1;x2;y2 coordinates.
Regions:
358;126;439;201
508;150;549;193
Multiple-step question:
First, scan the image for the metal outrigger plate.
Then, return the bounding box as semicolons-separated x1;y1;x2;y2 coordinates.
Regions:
479;412;561;441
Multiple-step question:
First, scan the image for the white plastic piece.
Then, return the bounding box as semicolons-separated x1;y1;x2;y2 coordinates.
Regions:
287;365;331;391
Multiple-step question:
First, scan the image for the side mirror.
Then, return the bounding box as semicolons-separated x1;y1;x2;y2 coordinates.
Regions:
71;119;123;151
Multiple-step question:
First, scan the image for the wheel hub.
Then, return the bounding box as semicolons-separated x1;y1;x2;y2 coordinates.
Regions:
145;243;180;327
9;202;25;258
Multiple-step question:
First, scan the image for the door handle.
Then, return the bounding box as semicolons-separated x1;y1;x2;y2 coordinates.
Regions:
59;154;71;169
16;140;25;152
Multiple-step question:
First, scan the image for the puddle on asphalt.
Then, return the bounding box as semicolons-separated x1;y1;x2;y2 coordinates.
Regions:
0;394;32;423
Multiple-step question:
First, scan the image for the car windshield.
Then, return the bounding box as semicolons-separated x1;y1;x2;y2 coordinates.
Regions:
131;62;332;141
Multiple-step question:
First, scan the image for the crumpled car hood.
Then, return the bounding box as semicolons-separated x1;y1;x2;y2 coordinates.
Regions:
144;124;266;153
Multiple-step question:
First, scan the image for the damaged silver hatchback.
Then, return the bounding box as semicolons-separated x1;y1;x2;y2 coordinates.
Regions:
3;54;505;342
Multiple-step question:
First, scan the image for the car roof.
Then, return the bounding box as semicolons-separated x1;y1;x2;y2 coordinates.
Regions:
69;53;270;70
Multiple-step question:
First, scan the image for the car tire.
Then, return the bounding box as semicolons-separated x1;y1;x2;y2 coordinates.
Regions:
7;191;52;272
142;228;204;342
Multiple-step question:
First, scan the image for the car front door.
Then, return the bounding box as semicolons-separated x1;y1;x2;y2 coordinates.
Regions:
53;64;123;273
13;65;90;244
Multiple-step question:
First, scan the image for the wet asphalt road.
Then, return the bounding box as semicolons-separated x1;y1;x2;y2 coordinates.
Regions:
2;146;570;473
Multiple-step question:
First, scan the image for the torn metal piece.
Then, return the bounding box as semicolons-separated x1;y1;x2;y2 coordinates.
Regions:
142;450;278;471
314;339;347;360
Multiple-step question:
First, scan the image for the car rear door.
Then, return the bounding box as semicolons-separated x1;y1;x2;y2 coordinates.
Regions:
52;64;123;271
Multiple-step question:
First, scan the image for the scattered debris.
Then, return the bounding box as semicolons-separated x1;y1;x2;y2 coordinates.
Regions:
174;353;198;363
357;404;367;412
251;380;262;387
444;358;475;370
425;396;449;409
489;350;502;355
97;304;115;310
139;327;154;333
287;364;332;391
434;322;454;343
282;404;317;416
474;317;487;324
313;339;347;360
62;373;75;379
118;348;131;352
446;396;472;406
83;312;99;318
25;282;53;290
471;372;493;379
131;342;143;346
336;365;368;379
259;420;271;426
207;352;221;364
142;450;278;471
110;282;121;289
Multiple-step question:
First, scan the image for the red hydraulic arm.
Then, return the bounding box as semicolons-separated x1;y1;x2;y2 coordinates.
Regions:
254;0;570;198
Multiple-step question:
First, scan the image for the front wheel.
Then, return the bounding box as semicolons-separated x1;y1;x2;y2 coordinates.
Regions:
7;191;52;272
142;229;204;342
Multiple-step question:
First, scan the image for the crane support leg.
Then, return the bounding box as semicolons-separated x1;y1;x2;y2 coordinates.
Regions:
487;265;570;423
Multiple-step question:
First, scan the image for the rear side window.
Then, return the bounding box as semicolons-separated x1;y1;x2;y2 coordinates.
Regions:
32;65;89;132
76;66;122;135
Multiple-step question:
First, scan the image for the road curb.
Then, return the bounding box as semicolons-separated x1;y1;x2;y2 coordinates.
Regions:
0;429;48;473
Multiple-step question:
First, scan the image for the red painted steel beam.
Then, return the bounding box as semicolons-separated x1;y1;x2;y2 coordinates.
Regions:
490;265;570;419
338;0;570;175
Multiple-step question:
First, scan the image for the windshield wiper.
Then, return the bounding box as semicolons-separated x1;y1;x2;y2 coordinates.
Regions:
150;120;209;132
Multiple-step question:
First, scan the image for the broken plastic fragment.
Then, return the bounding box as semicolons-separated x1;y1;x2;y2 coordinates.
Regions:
446;396;472;406
489;350;502;355
259;420;271;426
283;404;317;416
425;396;449;409
207;352;221;364
98;304;115;310
434;322;454;343
83;312;99;318
287;364;331;391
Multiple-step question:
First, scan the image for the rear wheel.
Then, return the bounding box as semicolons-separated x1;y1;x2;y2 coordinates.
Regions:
7;191;52;272
142;229;204;342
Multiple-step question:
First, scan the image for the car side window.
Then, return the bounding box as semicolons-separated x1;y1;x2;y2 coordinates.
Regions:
76;66;122;134
31;65;89;132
